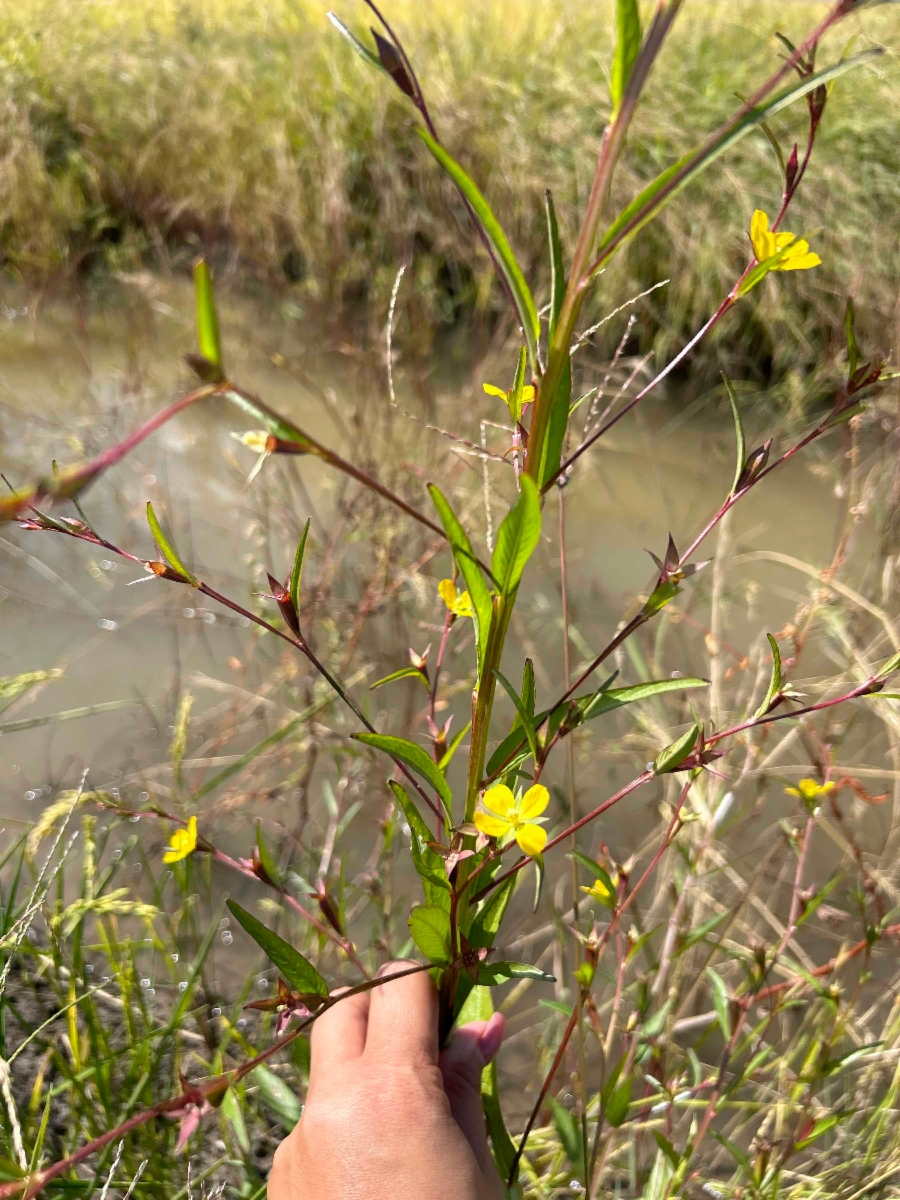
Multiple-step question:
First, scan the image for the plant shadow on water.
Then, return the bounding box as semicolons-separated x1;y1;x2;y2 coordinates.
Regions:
1;2;900;1197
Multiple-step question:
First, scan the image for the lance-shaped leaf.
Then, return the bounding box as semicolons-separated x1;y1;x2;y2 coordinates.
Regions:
532;851;545;913
611;0;642;113
389;781;450;901
418;130;540;374
370;666;430;691
722;374;746;496
477;960;555;985
494;670;539;765
408;904;452;965
581;677;708;722
227;901;328;997
290;518;311;619
596;50;883;270
754;633;784;718
492;475;541;597
653;723;701;774
355;732;452;815
326;12;385;73
706;967;732;1039
509;345;528;423
428;484;492;673
469;876;516;950
536;190;572;489
438;721;470;772
146;502;198;586
192;258;224;383
255;824;282;889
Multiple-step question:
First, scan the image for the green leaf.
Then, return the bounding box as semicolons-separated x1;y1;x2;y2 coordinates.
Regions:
642;579;681;617
469;877;516;950
583;677;708;721
537;190;572;489
369;666;429;691
795;1114;840;1150
389;782;449;901
676;909;730;954
326;11;386;74
549;1098;584;1173
754;633;783;718
532;850;545;914
226;901;329;996
477;960;556;984
408;904;452;965
492;475;542;597
418;129;540;374
598;50;882;268
509;345;528;423
722;374;745;496
193;258;224;381
290;518;310;620
822;1042;882;1076
252;1064;302;1132
521;658;536;720
611;0;642;112
428;484;493;675
438;721;471;772
146;502;198;585
494;670;539;764
604;1076;632;1128
653;1132;681;1170
706;967;732;1040
255;823;282;888
653;723;700;774
354;732;452;816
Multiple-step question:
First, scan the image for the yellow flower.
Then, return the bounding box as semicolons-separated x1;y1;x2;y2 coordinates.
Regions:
439;579;473;619
749;210;821;273
232;430;270;452
785;778;835;802
164;816;198;864
581;877;615;908
483;382;536;403
474;783;549;857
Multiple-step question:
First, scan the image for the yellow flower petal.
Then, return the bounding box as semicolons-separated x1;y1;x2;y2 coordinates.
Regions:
779;251;821;272
474;811;512;839
453;590;474;618
482;784;515;817
163;815;197;864
438;579;458;611
521;385;536;402
774;232;796;250
515;824;547;858
784;786;801;798
483;383;508;399
519;783;550;821
750;209;772;263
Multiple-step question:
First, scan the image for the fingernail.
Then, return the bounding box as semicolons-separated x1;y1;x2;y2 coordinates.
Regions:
476;1012;505;1064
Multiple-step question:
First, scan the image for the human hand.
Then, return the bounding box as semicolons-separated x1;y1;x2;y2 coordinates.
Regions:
268;961;507;1200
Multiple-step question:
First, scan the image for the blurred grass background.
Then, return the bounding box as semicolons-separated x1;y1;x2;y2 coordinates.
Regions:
0;0;897;395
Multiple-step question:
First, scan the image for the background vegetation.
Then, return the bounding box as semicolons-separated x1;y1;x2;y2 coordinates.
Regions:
1;2;900;1199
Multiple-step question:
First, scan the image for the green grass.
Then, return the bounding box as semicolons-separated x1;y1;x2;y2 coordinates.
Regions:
0;0;898;385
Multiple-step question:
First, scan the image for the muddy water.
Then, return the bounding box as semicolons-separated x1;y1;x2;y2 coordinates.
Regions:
0;278;886;839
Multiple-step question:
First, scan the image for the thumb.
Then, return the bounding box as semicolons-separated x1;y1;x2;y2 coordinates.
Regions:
439;1012;506;1176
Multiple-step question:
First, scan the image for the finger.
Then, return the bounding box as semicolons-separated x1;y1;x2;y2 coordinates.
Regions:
439;1013;506;1179
309;987;370;1085
364;960;438;1065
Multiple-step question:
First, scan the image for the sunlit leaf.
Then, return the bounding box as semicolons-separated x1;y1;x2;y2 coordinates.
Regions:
653;723;700;774
326;12;385;73
477;960;555;984
146;502;198;586
428;484;492;674
408;904;452;965
537;189;572;489
494;670;539;764
389;782;449;902
706;967;731;1039
754;633;783;718
492;475;542;597
253;1064;302;1132
548;1097;584;1174
255;823;282;888
227;901;328;996
418;129;540;373
290;518;311;620
722;374;745;496
611;0;642;112
370;666;430;691
193;258;224;381
355;732;452;815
